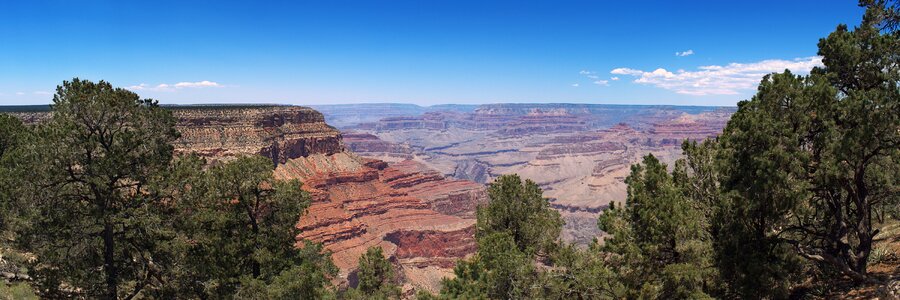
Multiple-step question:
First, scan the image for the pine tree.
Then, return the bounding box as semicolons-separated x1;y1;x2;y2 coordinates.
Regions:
476;174;563;256
597;154;716;299
166;155;337;298
20;78;179;299
438;174;562;299
343;246;401;299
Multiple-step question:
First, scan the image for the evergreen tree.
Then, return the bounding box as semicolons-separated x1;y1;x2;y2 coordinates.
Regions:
438;174;562;299
538;243;621;299
713;71;811;298
343;246;401;299
166;155;336;298
696;2;900;295
0;115;30;244
476;174;563;256
597;154;716;299
0;115;39;297
20;79;179;299
440;231;537;299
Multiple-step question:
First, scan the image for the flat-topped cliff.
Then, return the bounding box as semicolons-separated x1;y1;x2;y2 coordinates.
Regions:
171;105;344;163
5;105;345;164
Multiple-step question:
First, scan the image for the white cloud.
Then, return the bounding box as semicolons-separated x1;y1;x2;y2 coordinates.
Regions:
587;75;599;79
174;80;220;88
593;80;609;86
125;81;222;92
571;83;580;87
610;56;822;95
15;92;24;95
675;49;694;57
610;76;620;81
579;70;592;75
126;83;149;90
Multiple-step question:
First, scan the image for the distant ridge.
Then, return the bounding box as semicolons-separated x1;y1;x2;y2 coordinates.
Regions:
0;103;296;113
0;105;51;112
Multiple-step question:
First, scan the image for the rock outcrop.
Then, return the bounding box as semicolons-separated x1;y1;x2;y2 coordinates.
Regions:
172;106;344;163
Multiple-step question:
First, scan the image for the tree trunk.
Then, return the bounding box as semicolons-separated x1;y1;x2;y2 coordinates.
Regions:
103;222;118;300
252;219;260;278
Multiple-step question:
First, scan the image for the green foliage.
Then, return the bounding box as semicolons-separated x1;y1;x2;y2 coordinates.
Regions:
0;282;38;300
233;245;338;300
439;175;564;299
1;79;336;299
712;1;900;290
712;71;811;298
0;115;34;257
18;78;179;299
163;155;336;298
477;174;563;256
440;232;538;299
597;154;717;299
346;246;400;299
537;243;621;299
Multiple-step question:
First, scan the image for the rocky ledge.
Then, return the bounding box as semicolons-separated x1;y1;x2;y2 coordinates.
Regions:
171;105;344;163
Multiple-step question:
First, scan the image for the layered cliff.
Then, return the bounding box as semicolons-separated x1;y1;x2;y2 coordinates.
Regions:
171;106;344;163
274;152;482;292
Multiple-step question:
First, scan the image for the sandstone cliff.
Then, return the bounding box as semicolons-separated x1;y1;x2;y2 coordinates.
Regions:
172;106;344;164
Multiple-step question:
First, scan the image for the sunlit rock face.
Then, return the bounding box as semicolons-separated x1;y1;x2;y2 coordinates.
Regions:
171;106;345;164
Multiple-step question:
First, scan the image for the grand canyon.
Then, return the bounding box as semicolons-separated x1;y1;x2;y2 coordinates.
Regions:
5;2;900;298
4;103;734;293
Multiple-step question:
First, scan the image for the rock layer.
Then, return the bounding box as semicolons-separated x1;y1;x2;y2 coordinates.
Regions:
171;106;344;163
274;153;482;291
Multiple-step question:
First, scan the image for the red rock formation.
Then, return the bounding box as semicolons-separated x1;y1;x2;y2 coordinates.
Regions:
342;131;415;160
274;153;483;291
385;227;477;268
381;160;487;218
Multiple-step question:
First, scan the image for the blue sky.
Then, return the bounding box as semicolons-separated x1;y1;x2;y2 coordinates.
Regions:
0;1;863;106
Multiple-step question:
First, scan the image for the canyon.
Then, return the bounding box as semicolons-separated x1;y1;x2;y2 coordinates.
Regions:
5;103;733;293
318;103;734;245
